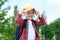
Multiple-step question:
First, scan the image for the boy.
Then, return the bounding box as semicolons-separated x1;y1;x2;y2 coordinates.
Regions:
15;4;46;40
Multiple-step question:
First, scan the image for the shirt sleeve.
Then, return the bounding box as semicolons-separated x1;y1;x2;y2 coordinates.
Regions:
36;16;46;26
15;13;24;26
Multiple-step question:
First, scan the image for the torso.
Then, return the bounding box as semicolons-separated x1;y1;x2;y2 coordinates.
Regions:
27;20;36;40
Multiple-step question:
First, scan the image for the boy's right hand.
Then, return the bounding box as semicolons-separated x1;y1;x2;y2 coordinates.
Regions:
18;10;25;16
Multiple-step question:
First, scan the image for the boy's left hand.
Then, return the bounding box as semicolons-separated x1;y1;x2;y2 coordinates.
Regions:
35;11;41;17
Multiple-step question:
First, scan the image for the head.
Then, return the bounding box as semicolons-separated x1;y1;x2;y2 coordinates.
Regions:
24;9;35;20
21;4;36;20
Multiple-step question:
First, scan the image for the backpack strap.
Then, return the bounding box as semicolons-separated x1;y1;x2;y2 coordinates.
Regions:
15;26;21;40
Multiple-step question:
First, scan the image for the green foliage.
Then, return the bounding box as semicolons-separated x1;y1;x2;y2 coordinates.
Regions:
41;25;54;40
0;0;17;40
41;18;60;40
0;0;8;9
14;5;19;16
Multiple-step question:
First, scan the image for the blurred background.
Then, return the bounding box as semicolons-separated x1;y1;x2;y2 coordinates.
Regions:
0;0;60;40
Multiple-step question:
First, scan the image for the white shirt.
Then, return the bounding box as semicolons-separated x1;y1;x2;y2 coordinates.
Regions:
27;20;35;40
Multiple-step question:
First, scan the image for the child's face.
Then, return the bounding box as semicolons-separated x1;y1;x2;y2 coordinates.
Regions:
25;9;35;20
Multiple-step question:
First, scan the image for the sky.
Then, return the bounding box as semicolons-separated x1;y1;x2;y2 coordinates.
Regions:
2;0;60;24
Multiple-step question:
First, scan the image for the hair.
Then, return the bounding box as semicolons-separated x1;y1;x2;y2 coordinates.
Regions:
33;8;36;14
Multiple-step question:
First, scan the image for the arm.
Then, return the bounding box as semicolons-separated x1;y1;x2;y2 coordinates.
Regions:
35;11;46;26
15;13;24;26
36;16;46;26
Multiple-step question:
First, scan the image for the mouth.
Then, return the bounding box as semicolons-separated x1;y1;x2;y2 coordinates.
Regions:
28;16;33;18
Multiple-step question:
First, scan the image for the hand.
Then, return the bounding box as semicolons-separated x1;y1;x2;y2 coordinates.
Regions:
18;10;25;15
35;10;41;17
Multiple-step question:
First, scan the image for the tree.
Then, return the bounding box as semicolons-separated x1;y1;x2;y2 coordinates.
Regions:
41;18;60;40
0;0;12;40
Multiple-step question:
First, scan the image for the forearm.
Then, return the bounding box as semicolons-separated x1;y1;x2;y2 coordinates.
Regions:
15;13;24;26
36;14;46;26
37;11;46;25
38;16;46;25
